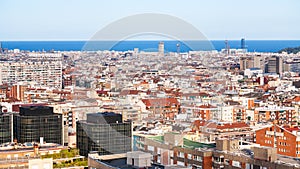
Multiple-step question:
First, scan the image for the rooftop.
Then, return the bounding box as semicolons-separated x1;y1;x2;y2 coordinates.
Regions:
19;106;54;116
148;136;215;149
89;152;164;169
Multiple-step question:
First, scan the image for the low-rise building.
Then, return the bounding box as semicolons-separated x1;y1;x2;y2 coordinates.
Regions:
256;125;300;157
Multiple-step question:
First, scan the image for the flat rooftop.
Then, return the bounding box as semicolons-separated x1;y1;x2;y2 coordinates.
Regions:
89;152;165;169
148;136;215;149
89;153;127;161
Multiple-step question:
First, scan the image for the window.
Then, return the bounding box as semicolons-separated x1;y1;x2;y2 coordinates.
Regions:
178;152;184;158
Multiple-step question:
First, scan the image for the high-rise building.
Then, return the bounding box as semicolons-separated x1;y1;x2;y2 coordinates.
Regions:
239;56;253;70
77;112;132;156
266;55;283;75
13;106;63;144
283;59;300;73
176;43;180;55
253;55;265;72
225;40;230;55
158;42;164;56
241;38;246;49
0;112;13;144
0;53;62;88
9;84;28;101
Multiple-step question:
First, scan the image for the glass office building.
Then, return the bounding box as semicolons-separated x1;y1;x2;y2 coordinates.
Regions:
0;113;12;144
13;106;63;144
77;112;132;156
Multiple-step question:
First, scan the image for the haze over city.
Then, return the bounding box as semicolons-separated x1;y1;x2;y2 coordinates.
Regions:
1;0;300;40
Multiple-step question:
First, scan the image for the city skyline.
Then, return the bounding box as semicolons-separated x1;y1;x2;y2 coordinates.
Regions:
1;0;300;41
1;1;300;169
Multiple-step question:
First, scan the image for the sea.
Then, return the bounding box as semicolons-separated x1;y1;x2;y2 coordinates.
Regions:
1;40;300;53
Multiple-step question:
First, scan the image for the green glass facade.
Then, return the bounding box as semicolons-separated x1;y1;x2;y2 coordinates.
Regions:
0;114;12;144
13;106;63;144
77;113;132;156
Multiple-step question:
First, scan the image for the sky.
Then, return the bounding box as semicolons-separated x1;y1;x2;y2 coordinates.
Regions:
0;0;300;41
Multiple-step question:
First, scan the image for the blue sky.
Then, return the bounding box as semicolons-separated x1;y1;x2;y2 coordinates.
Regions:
1;0;299;40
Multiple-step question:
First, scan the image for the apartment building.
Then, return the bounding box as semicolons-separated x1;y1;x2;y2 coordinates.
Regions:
141;98;180;120
134;132;300;169
256;125;300;158
0;53;62;89
254;106;297;126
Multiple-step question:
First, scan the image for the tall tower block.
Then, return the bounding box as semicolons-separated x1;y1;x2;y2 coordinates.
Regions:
176;43;180;55
158;41;164;56
241;38;246;49
225;40;230;55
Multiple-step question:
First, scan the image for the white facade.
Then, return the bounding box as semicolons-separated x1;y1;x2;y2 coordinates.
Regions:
244;68;263;78
158;42;164;55
0;54;62;89
220;106;234;122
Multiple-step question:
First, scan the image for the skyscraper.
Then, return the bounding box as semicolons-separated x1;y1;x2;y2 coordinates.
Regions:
266;55;283;75
158;42;164;56
176;43;180;55
253;55;265;72
241;38;246;49
77;112;132;156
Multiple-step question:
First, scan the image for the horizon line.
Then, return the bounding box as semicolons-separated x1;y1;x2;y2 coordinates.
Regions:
1;39;300;42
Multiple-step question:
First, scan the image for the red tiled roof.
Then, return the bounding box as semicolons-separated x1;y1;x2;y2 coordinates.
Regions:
140;81;148;85
192;120;207;131
142;98;179;107
120;90;139;96
96;90;108;95
294;96;300;102
206;122;249;130
284;126;300;132
198;104;216;109
216;122;249;129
